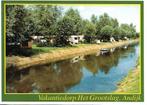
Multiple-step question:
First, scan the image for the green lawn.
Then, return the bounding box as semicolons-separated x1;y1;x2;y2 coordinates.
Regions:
32;44;57;53
32;44;96;53
115;59;140;93
31;44;92;55
118;69;140;93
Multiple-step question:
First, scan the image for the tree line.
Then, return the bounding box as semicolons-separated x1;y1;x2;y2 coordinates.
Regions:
6;5;139;46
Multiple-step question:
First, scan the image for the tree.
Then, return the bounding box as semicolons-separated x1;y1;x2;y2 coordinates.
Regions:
136;32;140;38
112;27;121;40
23;9;36;36
91;14;98;24
111;18;119;40
6;5;28;41
6;5;15;36
55;16;75;46
57;16;75;36
98;13;112;27
64;8;83;35
55;8;84;46
111;18;119;28
100;25;113;41
95;13;112;36
13;6;27;36
119;28;127;39
83;20;96;43
27;5;62;36
120;23;136;39
84;20;96;36
6;5;29;55
129;23;136;38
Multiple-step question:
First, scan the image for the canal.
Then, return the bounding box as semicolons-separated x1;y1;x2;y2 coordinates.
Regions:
6;44;139;93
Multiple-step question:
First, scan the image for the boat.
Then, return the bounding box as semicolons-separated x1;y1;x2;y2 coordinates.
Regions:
100;48;110;55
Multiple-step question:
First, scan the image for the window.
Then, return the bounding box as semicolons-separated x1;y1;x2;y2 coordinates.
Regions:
74;37;78;40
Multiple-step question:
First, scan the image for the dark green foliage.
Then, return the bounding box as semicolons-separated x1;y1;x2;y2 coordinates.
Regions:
31;5;62;36
6;5;138;55
6;5;27;37
112;27;121;41
84;35;96;43
57;16;75;36
95;13;112;37
6;5;62;37
95;13;137;41
91;14;98;24
83;20;96;43
100;25;113;41
111;18;119;28
55;8;83;46
120;23;136;38
64;8;83;35
6;5;28;55
83;20;96;36
54;36;70;47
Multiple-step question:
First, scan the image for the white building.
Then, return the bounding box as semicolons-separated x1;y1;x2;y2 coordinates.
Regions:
110;37;115;42
95;39;101;44
68;35;84;45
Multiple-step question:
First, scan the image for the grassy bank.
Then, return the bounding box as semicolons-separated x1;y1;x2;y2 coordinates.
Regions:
7;39;139;71
115;64;140;93
31;44;93;55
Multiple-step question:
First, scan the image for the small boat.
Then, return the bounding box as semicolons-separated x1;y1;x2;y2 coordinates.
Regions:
100;48;110;55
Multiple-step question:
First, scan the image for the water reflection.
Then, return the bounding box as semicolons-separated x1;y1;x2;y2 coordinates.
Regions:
7;60;83;93
6;44;139;93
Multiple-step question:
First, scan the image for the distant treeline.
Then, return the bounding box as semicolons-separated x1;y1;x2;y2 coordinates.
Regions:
6;5;139;44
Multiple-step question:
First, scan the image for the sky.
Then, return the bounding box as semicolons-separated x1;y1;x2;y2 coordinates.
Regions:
62;5;140;32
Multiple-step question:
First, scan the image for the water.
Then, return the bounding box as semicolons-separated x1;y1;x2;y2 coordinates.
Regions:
6;44;139;93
